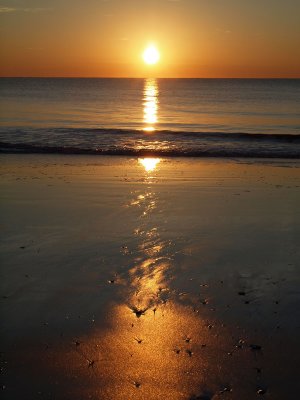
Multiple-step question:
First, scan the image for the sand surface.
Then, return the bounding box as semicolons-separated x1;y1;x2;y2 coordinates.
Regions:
1;154;300;399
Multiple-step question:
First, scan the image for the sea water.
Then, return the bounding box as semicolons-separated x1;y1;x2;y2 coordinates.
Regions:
0;78;299;157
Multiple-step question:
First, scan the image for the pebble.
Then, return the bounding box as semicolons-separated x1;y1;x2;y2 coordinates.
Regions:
186;349;193;357
250;344;262;351
257;388;266;395
219;386;232;394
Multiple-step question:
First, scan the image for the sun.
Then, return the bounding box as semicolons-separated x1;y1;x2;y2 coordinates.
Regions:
143;45;160;65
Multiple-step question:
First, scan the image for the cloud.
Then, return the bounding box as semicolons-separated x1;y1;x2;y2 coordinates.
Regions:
23;8;52;13
0;6;51;14
0;7;16;13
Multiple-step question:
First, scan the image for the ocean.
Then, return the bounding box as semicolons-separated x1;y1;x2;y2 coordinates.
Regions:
0;78;299;158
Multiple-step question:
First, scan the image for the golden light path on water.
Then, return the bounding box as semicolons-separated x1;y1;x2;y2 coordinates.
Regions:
143;78;159;132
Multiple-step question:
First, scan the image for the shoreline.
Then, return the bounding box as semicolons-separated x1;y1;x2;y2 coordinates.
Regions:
1;145;300;159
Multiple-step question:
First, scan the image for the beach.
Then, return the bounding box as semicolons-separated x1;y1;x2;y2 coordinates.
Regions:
1;154;299;399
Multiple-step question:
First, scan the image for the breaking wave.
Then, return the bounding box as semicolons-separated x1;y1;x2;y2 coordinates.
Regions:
0;127;299;158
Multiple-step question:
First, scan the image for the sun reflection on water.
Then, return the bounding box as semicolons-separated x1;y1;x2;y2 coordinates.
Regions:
139;157;161;172
143;78;159;131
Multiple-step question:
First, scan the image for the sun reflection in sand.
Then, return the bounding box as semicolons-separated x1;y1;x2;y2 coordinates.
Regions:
143;78;159;131
130;191;156;217
139;157;161;172
38;160;227;400
125;162;168;315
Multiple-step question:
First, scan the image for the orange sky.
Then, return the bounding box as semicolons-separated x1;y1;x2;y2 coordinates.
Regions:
0;0;300;78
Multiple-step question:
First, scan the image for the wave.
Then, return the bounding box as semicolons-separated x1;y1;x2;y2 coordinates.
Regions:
1;142;299;158
0;127;299;158
2;127;298;139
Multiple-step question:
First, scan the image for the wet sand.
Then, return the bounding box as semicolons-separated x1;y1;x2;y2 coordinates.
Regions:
1;154;300;399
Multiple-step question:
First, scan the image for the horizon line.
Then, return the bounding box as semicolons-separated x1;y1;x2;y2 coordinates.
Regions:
1;76;300;79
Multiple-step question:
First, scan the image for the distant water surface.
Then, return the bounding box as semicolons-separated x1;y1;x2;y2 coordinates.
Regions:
0;78;299;157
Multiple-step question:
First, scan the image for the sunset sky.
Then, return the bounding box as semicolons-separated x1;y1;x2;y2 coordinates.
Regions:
0;0;300;78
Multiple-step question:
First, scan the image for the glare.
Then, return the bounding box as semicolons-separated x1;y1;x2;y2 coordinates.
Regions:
143;78;158;131
139;158;161;172
143;45;160;65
